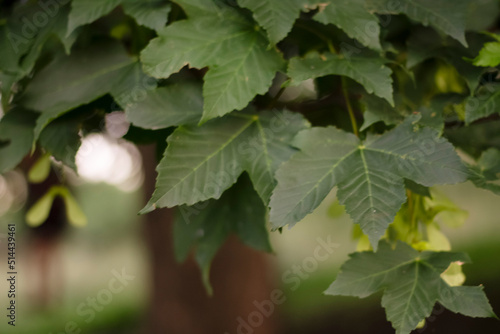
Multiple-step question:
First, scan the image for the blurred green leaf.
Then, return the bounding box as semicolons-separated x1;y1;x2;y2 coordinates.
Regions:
174;175;271;294
39;113;82;170
19;41;144;140
0;108;38;174
407;27;487;91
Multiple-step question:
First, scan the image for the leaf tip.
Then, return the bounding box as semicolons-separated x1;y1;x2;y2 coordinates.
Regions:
139;203;156;215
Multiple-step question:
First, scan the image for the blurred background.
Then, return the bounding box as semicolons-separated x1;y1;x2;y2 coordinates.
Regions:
0;131;499;334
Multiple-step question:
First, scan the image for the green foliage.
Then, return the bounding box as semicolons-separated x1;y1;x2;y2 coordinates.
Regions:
288;52;394;105
465;83;500;124
360;94;404;131
313;0;381;50
366;0;469;46
121;0;171;31
472;34;500;67
174;174;271;294
0;108;37;173
326;242;496;334
124;82;203;129
19;41;145;139
1;0;499;332
140;2;285;123
67;0;122;36
237;0;306;45
39;113;82;169
270;115;467;248
468;148;500;195
406;27;487;91
141;110;309;212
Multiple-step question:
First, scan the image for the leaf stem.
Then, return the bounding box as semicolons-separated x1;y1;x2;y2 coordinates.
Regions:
327;40;337;55
341;77;359;137
267;86;286;109
406;190;422;243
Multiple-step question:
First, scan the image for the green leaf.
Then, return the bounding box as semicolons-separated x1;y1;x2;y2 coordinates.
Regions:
19;41;140;140
465;83;500;124
313;0;381;50
477;148;500;174
140;7;285;123
367;0;469;46
404;179;431;198
418;94;464;135
67;0;122;36
110;61;158;108
444;119;500;157
466;0;499;32
469;168;500;195
237;0;305;45
360;94;405;131
171;0;221;17
468;148;500;195
0;109;38;174
124;82;203;129
269;115;467;248
141;110;310;213
325;241;496;334
472;41;500;67
39;113;82;170
122;0;171;31
406;27;485;91
0;3;75;83
288;52;394;105
0;25;24;74
174;174;271;293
